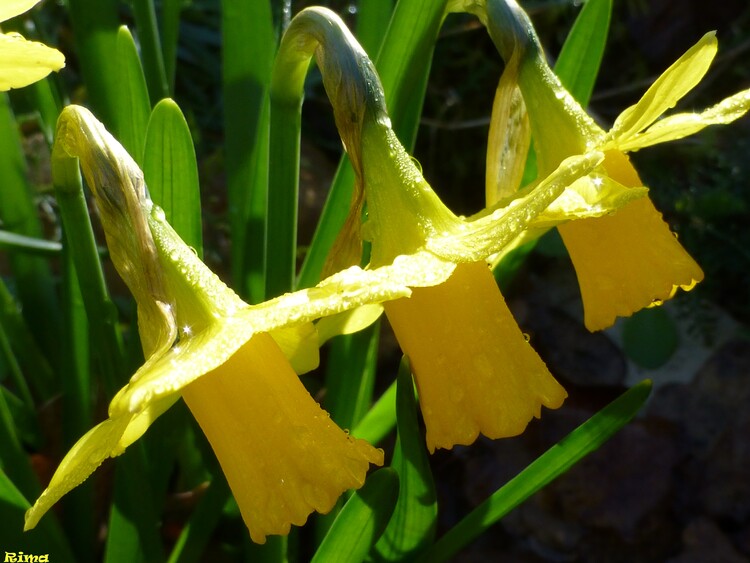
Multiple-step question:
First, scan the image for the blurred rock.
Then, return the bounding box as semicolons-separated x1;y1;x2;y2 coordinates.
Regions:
666;517;747;563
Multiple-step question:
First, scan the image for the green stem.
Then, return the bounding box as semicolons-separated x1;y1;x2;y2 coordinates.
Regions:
268;7;387;297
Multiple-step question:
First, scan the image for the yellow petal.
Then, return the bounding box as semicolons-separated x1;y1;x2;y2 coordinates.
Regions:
181;333;383;544
24;393;178;530
25;416;132;530
607;32;717;148
0;32;64;91
0;0;41;22
316;303;384;346
486;49;530;204
430;152;603;262
616;88;750;152
533;174;648;228
384;261;567;453
270;323;320;374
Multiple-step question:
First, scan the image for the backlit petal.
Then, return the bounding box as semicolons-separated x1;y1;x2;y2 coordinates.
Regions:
0;0;40;22
181;333;383;544
0;32;65;91
616;88;750;152
607;32;717;148
384;261;567;452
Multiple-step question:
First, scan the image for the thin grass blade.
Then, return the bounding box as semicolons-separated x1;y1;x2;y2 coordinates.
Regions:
372;358;436;561
222;0;275;302
555;0;613;107
0;468;75;563
312;468;400;563
65;0;121;129
419;380;653;562
356;0;395;59
166;478;231;563
161;0;182;93
352;380;397;446
114;26;152;165
0;280;54;400
0;94;62;372
131;0;170;102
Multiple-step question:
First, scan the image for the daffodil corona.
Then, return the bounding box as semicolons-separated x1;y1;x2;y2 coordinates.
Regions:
25;106;402;543
272;8;634;451
474;0;750;330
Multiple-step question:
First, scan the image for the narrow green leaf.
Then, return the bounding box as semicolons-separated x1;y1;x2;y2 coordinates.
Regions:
167;478;231;563
555;0;613;107
114;26;152;165
376;0;448;144
419;380;653;562
143;98;203;255
28;77;63;144
131;0;170;102
161;0;182;93
65;0;121;129
104;448;165;563
325;324;380;431
0;328;34;415
312;468;400;563
0;384;39;501
222;0;275;302
0;468;75;563
59;248;95;561
356;0;395;59
0;280;55;400
372;358;436;561
317;323;381;541
352;381;397;446
0;230;62;255
0;94;62;371
266;94;299;298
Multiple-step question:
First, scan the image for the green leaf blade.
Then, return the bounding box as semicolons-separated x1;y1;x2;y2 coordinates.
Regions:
372;358;436;561
312;468;400;563
420;380;653;562
143;98;203;256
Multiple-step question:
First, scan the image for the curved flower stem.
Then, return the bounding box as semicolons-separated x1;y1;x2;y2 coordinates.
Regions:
267;7;388;298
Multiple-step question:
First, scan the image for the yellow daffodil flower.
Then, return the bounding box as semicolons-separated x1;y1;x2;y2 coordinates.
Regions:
471;0;750;331
276;8;642;452
1;0;64;91
25;105;454;543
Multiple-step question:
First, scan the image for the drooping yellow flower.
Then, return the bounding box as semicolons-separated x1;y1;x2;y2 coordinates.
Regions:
275;8;640;452
1;0;64;91
25;105;458;543
473;0;750;330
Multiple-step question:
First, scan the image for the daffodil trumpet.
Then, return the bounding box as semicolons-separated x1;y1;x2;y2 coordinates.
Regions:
458;0;750;330
273;8;640;451
27;105;426;543
1;0;65;91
